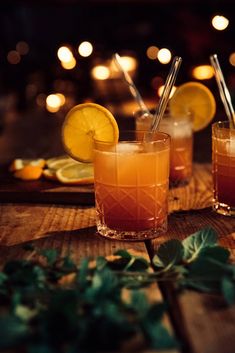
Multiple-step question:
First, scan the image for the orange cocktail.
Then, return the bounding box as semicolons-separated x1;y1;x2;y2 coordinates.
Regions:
136;111;193;186
94;131;170;241
212;121;235;216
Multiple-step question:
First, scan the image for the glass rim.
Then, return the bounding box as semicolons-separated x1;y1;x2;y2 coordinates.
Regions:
134;108;193;124
93;129;171;144
212;120;233;129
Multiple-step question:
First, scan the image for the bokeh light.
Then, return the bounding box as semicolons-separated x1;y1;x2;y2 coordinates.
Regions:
91;65;110;80
61;57;76;70
229;53;235;67
212;15;229;30
192;65;214;80
157;48;172;64
16;41;29;55
7;50;21;64
78;41;93;57
115;56;137;72
46;94;61;113
57;46;73;63
146;46;159;60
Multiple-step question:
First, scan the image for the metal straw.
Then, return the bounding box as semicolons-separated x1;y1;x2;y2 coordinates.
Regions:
150;56;182;132
210;54;235;127
113;53;151;115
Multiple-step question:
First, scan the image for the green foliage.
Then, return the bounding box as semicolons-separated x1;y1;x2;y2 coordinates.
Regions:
0;246;176;353
153;227;235;303
0;227;234;352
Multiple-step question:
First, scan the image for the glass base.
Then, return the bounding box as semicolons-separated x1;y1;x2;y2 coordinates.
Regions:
96;219;167;241
212;201;235;217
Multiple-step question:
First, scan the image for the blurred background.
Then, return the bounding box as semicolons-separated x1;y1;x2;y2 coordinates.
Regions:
0;0;235;163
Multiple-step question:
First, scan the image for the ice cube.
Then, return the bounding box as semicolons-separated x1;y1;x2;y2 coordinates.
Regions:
116;142;141;153
159;121;192;138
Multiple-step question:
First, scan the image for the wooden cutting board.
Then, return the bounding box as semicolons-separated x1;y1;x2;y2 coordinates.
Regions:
0;164;95;205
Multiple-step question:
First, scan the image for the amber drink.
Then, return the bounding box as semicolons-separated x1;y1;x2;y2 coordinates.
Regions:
136;110;193;186
212;121;235;216
93;130;170;241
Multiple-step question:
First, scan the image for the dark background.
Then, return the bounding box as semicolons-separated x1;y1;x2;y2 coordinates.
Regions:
0;0;235;162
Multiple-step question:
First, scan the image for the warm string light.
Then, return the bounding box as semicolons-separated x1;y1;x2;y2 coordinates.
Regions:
192;65;214;80
157;48;172;64
78;41;93;57
46;93;66;113
212;15;229;30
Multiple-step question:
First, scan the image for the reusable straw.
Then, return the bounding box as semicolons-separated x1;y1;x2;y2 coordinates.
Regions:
150;56;182;132
113;53;151;115
210;54;235;127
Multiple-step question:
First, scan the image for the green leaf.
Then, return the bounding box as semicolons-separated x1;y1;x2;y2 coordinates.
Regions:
40;249;58;266
221;276;235;305
15;304;38;322
128;290;150;316
114;249;132;259
0;272;8;285
152;239;184;269
62;255;77;271
182;227;218;262
142;320;178;349
199;246;230;263
114;250;149;272
0;315;28;349
96;256;107;270
183;256;232;293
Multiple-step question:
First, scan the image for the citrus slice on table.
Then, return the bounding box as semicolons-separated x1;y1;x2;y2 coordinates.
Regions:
14;165;43;180
56;162;94;185
169;82;216;131
46;155;74;169
9;158;46;172
62;103;119;162
46;156;75;171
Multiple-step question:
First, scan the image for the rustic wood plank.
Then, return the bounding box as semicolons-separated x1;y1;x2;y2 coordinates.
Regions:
168;163;212;212
0;203;148;263
161;287;235;353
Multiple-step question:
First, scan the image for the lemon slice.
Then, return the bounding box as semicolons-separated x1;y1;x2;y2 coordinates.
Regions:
56;162;94;185
62;103;119;162
169;82;216;131
46;157;76;171
46;155;74;169
42;169;58;181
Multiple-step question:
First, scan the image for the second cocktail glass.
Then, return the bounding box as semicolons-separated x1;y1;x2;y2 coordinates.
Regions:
135;109;193;187
212;121;235;216
93;130;170;241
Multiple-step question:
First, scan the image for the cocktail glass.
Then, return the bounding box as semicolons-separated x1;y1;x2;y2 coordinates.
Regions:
93;130;170;241
135;109;193;187
212;121;235;216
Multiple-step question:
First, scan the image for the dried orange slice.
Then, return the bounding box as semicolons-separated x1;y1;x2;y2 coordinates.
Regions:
62;103;119;162
169;82;216;131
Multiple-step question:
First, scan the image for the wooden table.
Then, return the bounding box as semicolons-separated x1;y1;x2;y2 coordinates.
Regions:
1;163;235;353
